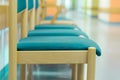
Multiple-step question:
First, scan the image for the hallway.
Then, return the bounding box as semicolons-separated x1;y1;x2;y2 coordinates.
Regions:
1;12;120;80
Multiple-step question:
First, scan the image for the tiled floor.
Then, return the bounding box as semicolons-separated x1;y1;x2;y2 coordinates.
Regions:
72;12;120;80
2;12;120;80
75;13;120;80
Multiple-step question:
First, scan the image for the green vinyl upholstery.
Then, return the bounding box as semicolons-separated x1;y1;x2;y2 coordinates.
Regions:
35;0;39;9
28;0;34;10
45;16;72;21
17;36;101;56
17;0;26;13
28;29;88;38
35;24;79;29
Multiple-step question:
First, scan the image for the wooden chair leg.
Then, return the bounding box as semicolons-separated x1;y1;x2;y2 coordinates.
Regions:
72;64;78;80
87;47;96;80
9;64;17;80
20;64;26;80
9;60;17;80
78;64;84;80
28;65;33;80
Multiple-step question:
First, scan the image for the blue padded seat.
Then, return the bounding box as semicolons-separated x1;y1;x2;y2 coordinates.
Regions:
28;29;88;38
17;36;101;56
35;24;78;29
45;16;72;21
36;0;39;9
28;0;34;10
17;0;26;13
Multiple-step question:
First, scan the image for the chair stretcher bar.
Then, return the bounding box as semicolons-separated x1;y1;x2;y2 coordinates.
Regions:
17;50;88;64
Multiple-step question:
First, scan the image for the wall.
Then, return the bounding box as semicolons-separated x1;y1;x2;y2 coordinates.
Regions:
0;28;9;79
92;0;99;16
98;0;110;22
82;0;87;14
76;0;82;12
71;0;76;10
0;2;9;79
98;0;120;23
82;0;99;16
110;0;120;22
0;5;8;29
46;0;57;16
86;0;92;16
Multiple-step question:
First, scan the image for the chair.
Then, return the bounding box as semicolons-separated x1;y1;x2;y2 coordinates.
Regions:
24;1;89;80
25;1;89;80
9;0;101;80
27;0;88;38
34;0;77;30
27;0;89;38
38;0;77;25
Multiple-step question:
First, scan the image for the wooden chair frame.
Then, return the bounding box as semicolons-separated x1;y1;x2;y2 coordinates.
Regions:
20;0;35;80
9;0;96;80
24;1;82;80
38;0;77;25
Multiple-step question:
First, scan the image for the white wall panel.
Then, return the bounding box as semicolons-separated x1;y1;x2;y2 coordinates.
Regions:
98;0;110;22
99;0;110;8
87;0;92;8
0;30;4;71
98;13;110;22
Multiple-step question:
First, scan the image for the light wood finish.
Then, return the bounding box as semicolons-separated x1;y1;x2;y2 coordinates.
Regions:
29;9;35;30
17;10;27;23
87;47;96;80
20;65;26;80
21;9;28;38
18;13;22;23
78;64;85;80
26;1;36;80
36;0;43;25
40;0;46;20
40;21;77;25
9;0;17;80
0;5;8;29
51;6;62;24
9;0;97;80
72;64;78;80
28;65;33;80
41;8;46;20
35;7;40;25
20;0;28;80
17;51;88;64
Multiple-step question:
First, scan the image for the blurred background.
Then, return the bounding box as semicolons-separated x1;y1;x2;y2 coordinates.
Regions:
0;0;120;80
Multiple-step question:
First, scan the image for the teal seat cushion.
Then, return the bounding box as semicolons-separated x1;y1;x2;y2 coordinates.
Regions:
28;0;34;10
28;29;88;38
17;36;101;56
45;16;72;21
35;0;39;9
35;24;78;29
17;0;26;13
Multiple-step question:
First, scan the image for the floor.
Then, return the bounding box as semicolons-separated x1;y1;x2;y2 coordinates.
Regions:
1;12;120;80
67;12;120;80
